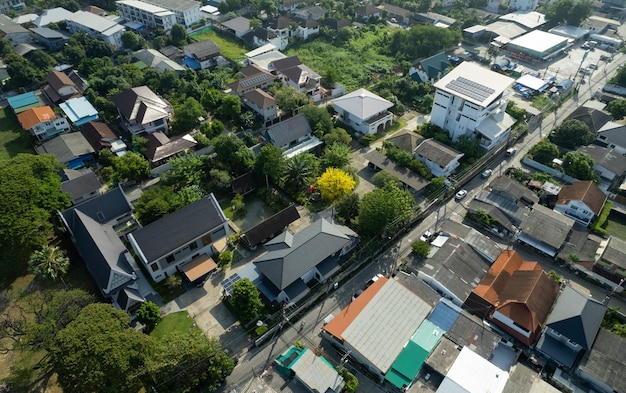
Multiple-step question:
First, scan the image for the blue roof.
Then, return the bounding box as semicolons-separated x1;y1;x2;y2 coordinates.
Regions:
7;91;39;110
59;97;99;126
183;56;201;70
427;299;461;332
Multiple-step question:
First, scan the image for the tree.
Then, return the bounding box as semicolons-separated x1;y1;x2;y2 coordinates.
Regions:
546;0;592;26
208;168;232;190
170;24;188;46
200;88;224;110
337;366;358;393
321;143;352;170
358;183;416;237
217;250;233;269
550;119;595;149
111;151;150;182
255;144;286;187
217;94;242;123
411;240;430;258
172;97;204;134
200;119;225;138
28;245;70;288
50;303;151;393
134;186;181;225
335;192;360;224
0;154;70;270
562;151;597;181
213;134;255;175
121;31;140;50
283;153;319;192
270;84;308;114
162;153;206;191
371;171;400;188
230;278;264;323
132;134;148;154
177;184;206;206
136;301;161;334
249;17;262;29
321;67;339;88
317;168;356;203
300;105;333;136
607;99;626;120
529;139;560;165
323;127;352;146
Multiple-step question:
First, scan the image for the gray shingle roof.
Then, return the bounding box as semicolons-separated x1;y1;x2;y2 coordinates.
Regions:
254;218;355;290
61;170;101;199
332;88;393;121
111;86;171;125
490;175;539;205
183;40;221;60
414;138;463;167
578;329;626;393
601;236;626;269
265;114;312;147
60;186;132;226
129;194;227;262
35;133;95;164
578;145;626;176
520;204;574;249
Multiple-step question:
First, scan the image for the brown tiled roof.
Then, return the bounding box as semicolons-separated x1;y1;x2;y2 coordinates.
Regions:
557;181;607;216
355;4;380;16
47;70;75;92
81;121;118;150
243;88;276;109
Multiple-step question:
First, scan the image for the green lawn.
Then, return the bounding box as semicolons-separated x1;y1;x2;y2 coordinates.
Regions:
151;310;196;340
605;212;626;241
287;26;396;91
0;106;33;162
191;29;248;62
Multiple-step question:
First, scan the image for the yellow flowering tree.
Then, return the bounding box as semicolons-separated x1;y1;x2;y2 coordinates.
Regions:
317;168;356;204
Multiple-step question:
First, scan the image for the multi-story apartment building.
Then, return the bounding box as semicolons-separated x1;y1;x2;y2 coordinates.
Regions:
117;0;176;31
141;0;200;29
66;10;125;48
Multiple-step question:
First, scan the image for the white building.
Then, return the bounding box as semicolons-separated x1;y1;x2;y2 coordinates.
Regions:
117;0;177;31
66;11;126;48
142;0;200;28
331;88;394;135
437;347;509;393
430;62;515;150
488;0;538;12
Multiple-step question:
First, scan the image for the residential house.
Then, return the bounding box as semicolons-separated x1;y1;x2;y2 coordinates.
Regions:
488;0;538;11
144;132;197;166
61;169;102;205
199;4;220;21
431;62;515;150
182;39;221;70
271;56;321;101
414;138;464;178
250;218;358;304
265;114;322;158
355;4;381;20
30;27;71;50
518;204;575;257
594;236;626;285
291;5;326;20
228;65;276;96
35;132;95;169
33;7;73;27
323;278;432;382
111;86;172;134
242;88;278;125
279;0;312;12
332;88;394;135
66;11;126;48
499;12;546;31
81;121;127;156
365;150;430;194
379;4;412;25
221;16;251;38
275;346;344;393
385;129;423;153
408;52;450;84
141;0;200;28
240;204;300;249
17;106;70;141
578;145;626;184
267;15;292;42
292;17;319;40
576;329;626;393
0;15;30;45
463;250;560;346
133;49;184;73
231;173;256;196
242;27;284;51
117;0;177;31
490;175;539;206
414;12;457;28
60;187;147;312
554;181;607;227
321;17;350;33
43;70;83;104
0;0;23;15
536;286;606;369
565;105;612;134
596;121;626;155
437;347;509;393
59;97;99;126
7;91;43;114
128;194;230;283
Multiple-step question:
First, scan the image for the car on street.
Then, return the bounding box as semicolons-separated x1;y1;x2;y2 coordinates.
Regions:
419;230;433;242
365;274;384;288
589;63;598;70
455;189;468;200
506;147;517;156
600;55;611;62
481;169;493;178
580;68;592;75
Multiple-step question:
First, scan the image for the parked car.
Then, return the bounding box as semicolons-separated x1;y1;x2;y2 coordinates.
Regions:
420;230;433;242
580;68;592;76
481;169;493;178
506;147;517;156
365;274;384;288
351;289;364;301
589;63;598;70
455;189;468;200
600;55;611;62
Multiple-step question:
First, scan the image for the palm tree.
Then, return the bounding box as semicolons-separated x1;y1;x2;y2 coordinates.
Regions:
28;245;70;289
283;154;315;193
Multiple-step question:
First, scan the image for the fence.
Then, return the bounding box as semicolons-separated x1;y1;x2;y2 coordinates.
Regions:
521;157;578;184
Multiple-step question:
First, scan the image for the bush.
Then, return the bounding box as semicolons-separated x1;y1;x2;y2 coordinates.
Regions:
255;325;268;336
411;240;430;258
591;201;612;236
359;134;376;146
336;366;358;393
257;187;289;212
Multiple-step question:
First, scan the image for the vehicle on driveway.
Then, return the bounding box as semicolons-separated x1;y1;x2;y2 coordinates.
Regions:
455;189;468;200
420;230;433;242
481;169;493;178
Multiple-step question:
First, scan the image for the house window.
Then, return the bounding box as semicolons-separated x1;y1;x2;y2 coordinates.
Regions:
150;263;159;272
166;254;175;263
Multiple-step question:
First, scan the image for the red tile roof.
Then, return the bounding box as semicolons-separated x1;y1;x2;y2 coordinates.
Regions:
557;181;607;216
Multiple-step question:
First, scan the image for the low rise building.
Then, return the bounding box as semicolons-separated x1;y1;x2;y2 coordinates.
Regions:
111;86;172;134
17;106;70;141
414;138;464;178
141;0;200;28
332;88;394;135
66;11;126;48
117;0;177;31
554;181;607;227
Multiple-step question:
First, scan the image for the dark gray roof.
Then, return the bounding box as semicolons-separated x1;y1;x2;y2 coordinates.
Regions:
503;363;560;393
545;286;606;349
578;329;626;393
61;186;132;226
271;55;301;72
364;150;430;192
489;175;539;205
184;39;220;59
254;218;356;290
385;130;423;153
222;16;250;33
265;114;312;148
242;204;300;248
61;170;101;200
414;138;463;167
31;27;71;39
467;198;518;232
565;105;612;134
520;204;574;249
129;194;227;262
439;219;473;238
578;145;626;176
144;134;197;163
35;133;95;164
473;189;529;226
446;311;501;359
557;227;602;263
601;236;626;269
68;210;135;295
421;236;490;302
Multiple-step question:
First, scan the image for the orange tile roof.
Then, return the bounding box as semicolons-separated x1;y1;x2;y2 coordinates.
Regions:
323;277;387;340
17;106;56;130
557;181;607;216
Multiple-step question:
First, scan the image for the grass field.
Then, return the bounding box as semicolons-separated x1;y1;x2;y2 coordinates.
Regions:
287;26;396;91
605;212;626;241
0;106;33;162
150;310;196;340
191;29;248;62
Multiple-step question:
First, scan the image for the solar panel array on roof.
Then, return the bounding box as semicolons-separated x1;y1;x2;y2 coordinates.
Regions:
446;76;495;103
241;74;271;88
220;273;241;295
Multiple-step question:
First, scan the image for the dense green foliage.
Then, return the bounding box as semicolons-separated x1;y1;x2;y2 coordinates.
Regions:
137;301;162;334
382;141;433;179
28;245;70;285
550;120;595;149
591;201;612;236
230;278;264;324
544;0;592;26
411;240;430;258
388;25;460;62
562;151;597;181
358;183;416;237
255;144;286;186
530;140;560;165
321;142;352;170
337;366;358;393
602;307;626;338
607;99;626;120
335;192;360;225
